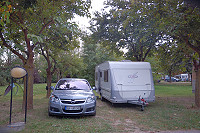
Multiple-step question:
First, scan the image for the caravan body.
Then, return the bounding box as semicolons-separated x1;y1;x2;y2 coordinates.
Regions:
95;61;155;105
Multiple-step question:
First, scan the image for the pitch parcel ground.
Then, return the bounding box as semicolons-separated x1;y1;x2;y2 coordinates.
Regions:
0;82;200;132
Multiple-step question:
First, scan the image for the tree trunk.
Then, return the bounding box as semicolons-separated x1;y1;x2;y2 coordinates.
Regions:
169;71;172;83
46;68;52;98
23;52;34;110
57;69;60;82
195;65;200;107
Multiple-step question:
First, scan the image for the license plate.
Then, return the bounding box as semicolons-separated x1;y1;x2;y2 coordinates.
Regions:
65;106;80;110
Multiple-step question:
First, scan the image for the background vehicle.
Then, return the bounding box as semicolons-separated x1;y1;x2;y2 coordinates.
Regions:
48;78;96;116
165;77;180;82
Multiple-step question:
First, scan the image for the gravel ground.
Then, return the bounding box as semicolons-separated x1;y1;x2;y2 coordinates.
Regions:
159;130;200;133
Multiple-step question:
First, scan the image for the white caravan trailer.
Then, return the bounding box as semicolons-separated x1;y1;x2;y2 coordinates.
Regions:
95;61;155;111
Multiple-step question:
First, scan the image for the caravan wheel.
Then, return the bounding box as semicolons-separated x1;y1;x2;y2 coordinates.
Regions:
141;105;144;111
100;93;105;101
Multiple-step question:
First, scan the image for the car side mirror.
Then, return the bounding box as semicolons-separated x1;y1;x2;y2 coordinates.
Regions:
50;86;54;90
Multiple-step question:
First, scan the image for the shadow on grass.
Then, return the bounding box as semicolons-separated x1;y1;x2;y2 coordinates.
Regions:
99;98;155;112
48;114;95;120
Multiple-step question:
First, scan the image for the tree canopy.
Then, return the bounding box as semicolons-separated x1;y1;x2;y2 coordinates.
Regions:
90;0;162;61
0;0;91;109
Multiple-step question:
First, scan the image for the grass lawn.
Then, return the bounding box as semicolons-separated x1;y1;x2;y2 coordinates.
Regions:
155;82;194;97
0;82;199;132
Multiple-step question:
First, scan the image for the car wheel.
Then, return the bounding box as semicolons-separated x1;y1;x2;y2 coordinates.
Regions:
48;111;53;116
91;111;96;116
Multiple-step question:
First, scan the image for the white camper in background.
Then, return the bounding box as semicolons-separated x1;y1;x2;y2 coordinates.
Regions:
95;61;155;111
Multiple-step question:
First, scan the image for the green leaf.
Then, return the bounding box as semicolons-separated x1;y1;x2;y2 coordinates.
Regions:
28;34;43;43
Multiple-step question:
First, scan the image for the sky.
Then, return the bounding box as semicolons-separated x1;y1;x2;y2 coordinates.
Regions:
73;0;107;31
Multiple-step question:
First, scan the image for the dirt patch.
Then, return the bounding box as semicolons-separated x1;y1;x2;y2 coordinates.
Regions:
0;122;25;132
125;119;133;124
112;119;122;126
96;100;152;133
96;99;104;107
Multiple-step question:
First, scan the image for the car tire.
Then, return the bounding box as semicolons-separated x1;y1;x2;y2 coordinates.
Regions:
48;111;53;116
92;111;96;116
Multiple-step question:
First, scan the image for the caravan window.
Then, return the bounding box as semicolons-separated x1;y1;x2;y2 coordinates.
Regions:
100;72;102;77
104;70;108;82
95;72;98;81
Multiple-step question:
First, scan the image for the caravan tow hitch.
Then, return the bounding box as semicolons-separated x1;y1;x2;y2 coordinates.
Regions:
138;96;148;111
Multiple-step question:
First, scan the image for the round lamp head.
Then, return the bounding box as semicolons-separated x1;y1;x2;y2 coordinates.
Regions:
11;66;27;78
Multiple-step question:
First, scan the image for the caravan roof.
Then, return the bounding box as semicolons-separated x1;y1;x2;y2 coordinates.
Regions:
101;61;151;69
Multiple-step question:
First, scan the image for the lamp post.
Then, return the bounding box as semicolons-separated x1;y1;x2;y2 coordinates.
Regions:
10;66;28;124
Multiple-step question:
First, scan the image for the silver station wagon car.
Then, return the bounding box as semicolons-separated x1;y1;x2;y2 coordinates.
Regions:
48;78;96;116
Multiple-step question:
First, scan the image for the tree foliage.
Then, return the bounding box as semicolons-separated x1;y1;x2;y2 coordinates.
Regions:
157;37;185;81
81;35;124;85
0;0;91;109
0;48;22;85
56;48;84;79
90;0;161;61
29;16;81;97
159;0;200;56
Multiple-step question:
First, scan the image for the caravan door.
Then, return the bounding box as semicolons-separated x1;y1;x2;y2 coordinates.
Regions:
112;68;152;100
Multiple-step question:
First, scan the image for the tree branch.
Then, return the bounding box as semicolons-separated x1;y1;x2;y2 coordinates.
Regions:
9;14;23;29
39;19;55;34
51;57;57;75
39;43;48;61
31;42;39;50
179;34;200;54
143;46;152;61
186;40;200;55
10;10;31;57
31;19;55;50
0;31;26;63
139;41;143;61
131;44;139;61
23;28;31;52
